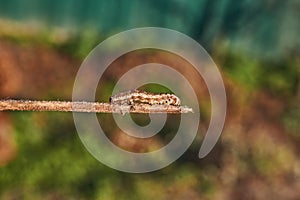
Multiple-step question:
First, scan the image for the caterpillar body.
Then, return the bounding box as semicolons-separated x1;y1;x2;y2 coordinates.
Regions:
109;90;181;106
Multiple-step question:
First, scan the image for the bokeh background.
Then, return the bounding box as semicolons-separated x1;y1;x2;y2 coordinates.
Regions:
0;0;299;199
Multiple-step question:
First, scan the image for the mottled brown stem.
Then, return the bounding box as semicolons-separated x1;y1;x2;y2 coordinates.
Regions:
0;100;193;114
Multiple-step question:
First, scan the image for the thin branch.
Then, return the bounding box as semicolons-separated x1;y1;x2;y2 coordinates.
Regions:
0;100;193;114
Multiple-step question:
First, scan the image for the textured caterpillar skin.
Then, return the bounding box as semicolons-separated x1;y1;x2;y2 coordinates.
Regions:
109;89;181;106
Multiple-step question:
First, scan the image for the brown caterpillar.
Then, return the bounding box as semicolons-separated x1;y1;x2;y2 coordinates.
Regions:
109;89;181;106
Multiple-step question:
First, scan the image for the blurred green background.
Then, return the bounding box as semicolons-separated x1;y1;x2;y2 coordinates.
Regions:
0;0;299;199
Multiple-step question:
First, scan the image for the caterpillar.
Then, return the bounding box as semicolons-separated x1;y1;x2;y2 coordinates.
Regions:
109;89;181;106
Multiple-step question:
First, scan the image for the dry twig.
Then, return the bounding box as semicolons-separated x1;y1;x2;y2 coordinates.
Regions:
0;100;193;114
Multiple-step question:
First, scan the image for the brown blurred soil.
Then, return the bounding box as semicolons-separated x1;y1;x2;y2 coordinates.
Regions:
0;39;78;165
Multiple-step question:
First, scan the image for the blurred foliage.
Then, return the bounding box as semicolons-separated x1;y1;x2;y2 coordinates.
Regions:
0;113;109;199
0;20;102;60
0;0;299;199
222;50;299;96
0;112;215;199
283;104;300;137
0;23;299;198
55;28;102;59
